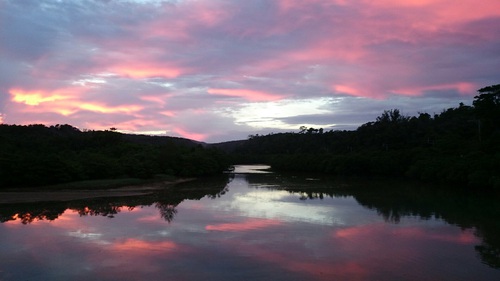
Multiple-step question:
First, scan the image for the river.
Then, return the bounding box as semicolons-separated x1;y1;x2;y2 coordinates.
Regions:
0;165;499;280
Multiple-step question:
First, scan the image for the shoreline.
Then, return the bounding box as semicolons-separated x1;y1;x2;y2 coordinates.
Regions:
0;178;195;204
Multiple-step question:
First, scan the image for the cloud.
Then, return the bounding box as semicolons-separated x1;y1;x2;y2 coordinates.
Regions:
10;88;72;106
8;87;143;116
1;0;499;142
207;88;285;102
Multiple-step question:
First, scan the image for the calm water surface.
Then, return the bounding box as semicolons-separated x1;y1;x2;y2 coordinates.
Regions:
1;165;499;280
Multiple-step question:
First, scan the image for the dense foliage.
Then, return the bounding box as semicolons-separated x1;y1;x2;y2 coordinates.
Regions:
224;84;500;189
0;125;230;188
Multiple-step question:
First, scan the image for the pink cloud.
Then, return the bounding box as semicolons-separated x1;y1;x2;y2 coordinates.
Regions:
79;103;143;114
159;110;175;117
394;82;478;96
173;127;208;141
332;84;365;98
144;19;192;42
9;87;144;117
370;0;500;24
135;0;232;45
286;40;367;63
109;63;184;79
184;0;232;27
238;58;293;78
208;88;285;102
140;95;171;106
82;35;190;80
9;88;76;106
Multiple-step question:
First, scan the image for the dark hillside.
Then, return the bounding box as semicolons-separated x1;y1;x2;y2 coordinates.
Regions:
209;139;247;153
0;125;229;188
122;133;202;147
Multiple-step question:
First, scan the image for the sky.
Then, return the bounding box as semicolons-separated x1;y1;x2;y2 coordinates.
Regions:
1;0;499;143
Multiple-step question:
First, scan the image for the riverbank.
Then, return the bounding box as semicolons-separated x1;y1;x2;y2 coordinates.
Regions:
0;178;195;204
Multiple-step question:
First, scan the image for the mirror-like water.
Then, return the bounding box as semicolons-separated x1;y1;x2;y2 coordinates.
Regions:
0;165;499;281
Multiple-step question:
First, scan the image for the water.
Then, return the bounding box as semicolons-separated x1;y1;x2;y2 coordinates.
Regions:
0;165;499;280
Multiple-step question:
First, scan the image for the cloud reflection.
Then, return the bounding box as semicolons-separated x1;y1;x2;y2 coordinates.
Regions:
111;238;178;253
230;189;346;225
206;218;282;232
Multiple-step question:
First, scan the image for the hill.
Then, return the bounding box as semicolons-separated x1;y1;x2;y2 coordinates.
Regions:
0;125;229;188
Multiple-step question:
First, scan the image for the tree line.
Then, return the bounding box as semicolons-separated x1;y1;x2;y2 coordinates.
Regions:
223;84;500;189
0;125;230;188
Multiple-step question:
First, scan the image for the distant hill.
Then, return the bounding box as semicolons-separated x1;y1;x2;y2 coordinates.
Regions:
121;133;202;147
208;139;247;153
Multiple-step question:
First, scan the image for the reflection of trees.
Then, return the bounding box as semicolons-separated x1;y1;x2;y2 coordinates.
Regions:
245;172;353;200
245;172;500;269
0;203;67;224
476;243;500;269
155;204;177;223
74;203;132;218
352;184;500;269
0;199;145;224
0;175;229;224
153;176;229;222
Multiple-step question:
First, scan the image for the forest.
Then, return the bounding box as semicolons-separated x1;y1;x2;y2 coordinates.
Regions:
1;84;498;190
0;125;229;188
220;84;500;190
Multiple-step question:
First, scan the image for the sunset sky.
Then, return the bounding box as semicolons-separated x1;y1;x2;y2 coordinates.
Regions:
1;0;499;142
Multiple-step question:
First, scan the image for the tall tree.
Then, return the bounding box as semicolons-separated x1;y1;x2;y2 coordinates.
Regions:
473;84;500;136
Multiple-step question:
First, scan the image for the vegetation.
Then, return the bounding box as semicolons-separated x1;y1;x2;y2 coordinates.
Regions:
220;84;500;189
0;125;230;188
